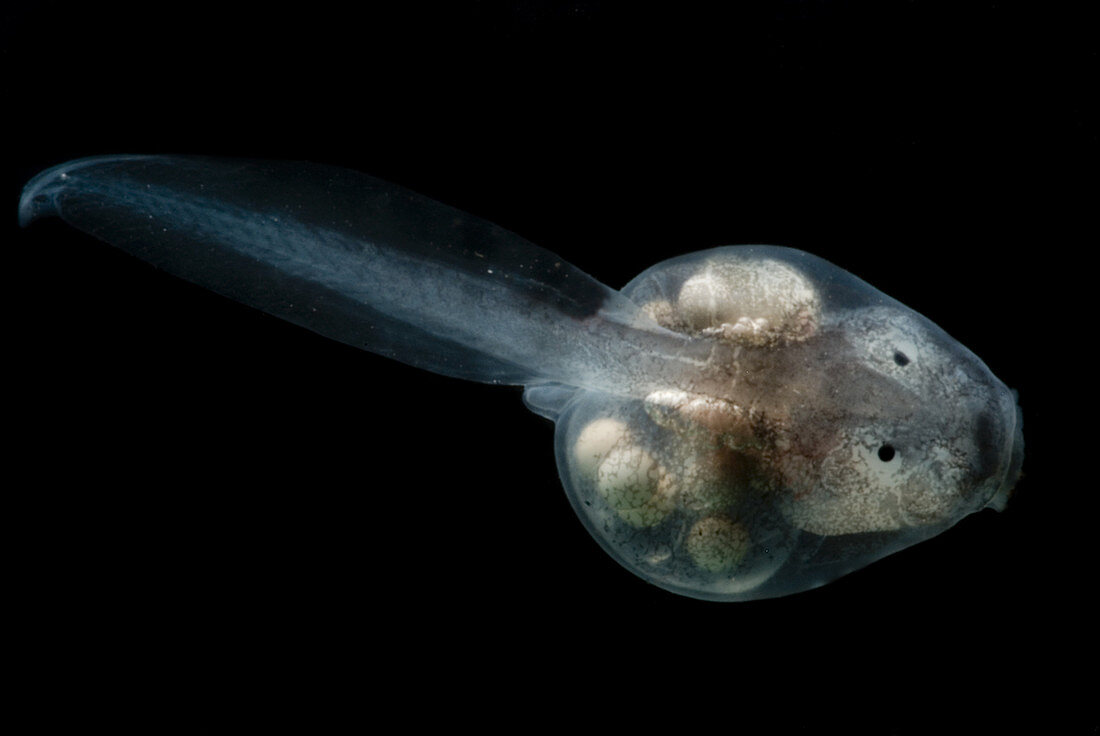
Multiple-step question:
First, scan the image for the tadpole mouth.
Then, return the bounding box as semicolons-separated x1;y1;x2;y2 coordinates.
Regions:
985;400;1024;511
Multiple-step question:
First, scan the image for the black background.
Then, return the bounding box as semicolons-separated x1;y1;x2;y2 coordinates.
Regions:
4;2;1093;732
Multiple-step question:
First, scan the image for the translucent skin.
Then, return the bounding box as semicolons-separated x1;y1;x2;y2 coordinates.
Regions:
20;156;1023;600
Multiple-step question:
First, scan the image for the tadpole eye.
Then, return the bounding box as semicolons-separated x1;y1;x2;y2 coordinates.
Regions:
877;444;896;462
893;351;910;366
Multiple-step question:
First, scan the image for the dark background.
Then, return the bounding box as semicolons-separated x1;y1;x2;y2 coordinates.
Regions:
4;1;1092;732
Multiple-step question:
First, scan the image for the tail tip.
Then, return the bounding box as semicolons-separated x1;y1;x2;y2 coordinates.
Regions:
18;162;69;227
19;154;154;227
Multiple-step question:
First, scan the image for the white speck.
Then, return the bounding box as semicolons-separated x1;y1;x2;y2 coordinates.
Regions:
646;545;673;564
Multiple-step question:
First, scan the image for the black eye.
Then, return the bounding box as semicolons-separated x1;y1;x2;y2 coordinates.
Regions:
893;351;910;366
878;444;896;462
